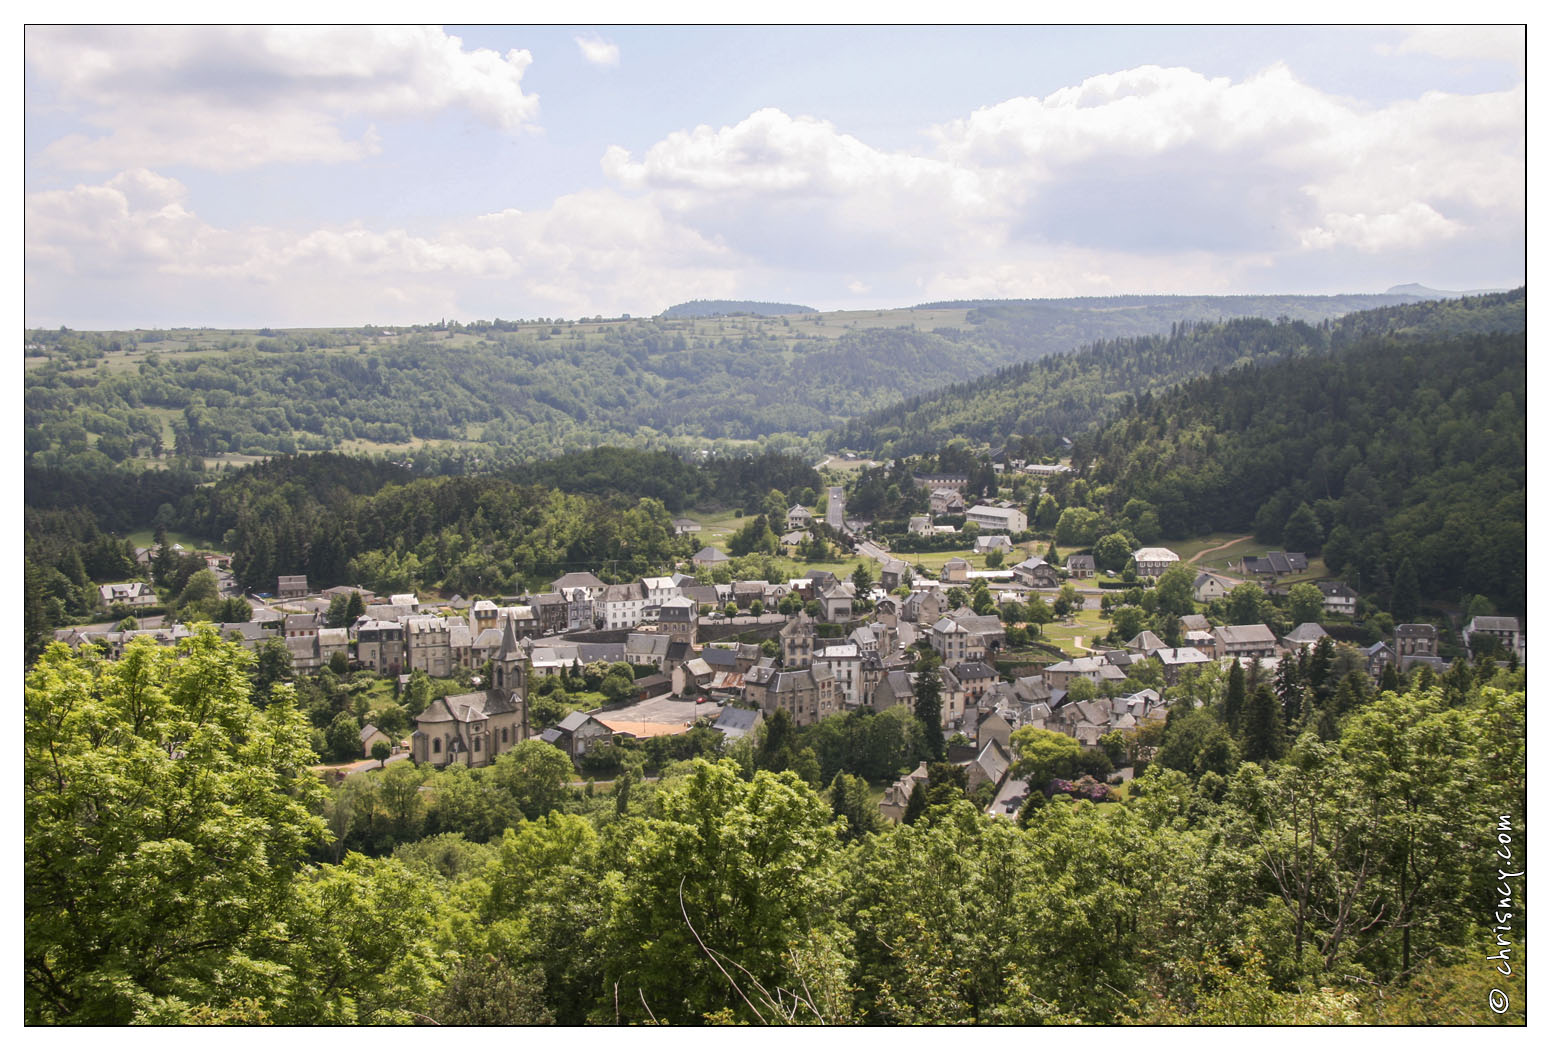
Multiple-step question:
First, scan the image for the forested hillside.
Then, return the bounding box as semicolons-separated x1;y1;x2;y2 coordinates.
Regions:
23;292;1423;469
1074;323;1525;612
840;290;1526;457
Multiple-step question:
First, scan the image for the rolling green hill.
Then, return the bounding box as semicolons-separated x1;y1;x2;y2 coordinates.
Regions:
1072;306;1525;612
23;292;1428;471
838;289;1525;458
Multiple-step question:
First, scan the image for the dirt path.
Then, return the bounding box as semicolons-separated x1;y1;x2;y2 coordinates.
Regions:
1189;534;1253;564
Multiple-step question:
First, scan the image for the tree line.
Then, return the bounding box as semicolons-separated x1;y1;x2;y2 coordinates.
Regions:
25;625;1525;1024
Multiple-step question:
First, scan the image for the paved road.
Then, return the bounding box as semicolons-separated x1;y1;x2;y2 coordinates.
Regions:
856;541;890;562
328;752;412;777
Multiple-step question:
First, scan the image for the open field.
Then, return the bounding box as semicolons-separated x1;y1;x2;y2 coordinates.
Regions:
1168;533;1261;570
899;549;1009;575
1037;608;1109;656
125;528;220;551
688;509;748;548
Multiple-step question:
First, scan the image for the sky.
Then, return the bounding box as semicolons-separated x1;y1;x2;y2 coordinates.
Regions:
21;21;1529;329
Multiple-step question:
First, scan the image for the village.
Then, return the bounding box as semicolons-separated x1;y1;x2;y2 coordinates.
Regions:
54;465;1526;824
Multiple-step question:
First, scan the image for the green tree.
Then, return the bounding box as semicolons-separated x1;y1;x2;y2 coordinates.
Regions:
371;739;391;768
1008;726;1083;786
1033;493;1060;531
214;596;252;622
1224;657;1246;735
488;740;575;822
913;661;945;761
1282;501;1324;553
1242;685;1285;763
1054;507;1101;547
1093;532;1133;573
279;853;442;1024
1153;562;1197;618
429;952;553;1026
1227;582;1267;625
174;567;221;618
600;669;637;705
1391;557;1420;622
829;771;882;843
1156;707;1239;779
250;635;293;705
601;760;849;1024
1288;582;1324;626
1110;604;1147;644
325;593;353;628
852;562;874;593
326;711;362;763
24;628;327;1023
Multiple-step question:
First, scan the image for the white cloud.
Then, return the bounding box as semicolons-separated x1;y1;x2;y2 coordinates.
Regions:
25;171;738;325
592;63;1521;301
1382;26;1525;68
1299;202;1462;253
28;26;539;172
23;57;1525;326
575;35;620;67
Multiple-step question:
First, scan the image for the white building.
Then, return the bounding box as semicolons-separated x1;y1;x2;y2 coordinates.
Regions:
1132;547;1181;577
965;505;1027;534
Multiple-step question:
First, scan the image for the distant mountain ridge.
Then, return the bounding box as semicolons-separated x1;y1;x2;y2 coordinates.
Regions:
659;299;817;318
1385;282;1513;298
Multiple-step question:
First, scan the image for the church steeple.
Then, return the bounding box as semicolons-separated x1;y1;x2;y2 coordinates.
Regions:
493;615;525;696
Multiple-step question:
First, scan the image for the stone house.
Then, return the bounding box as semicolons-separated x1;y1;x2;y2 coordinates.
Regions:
1131;548;1181;577
405;615;453;677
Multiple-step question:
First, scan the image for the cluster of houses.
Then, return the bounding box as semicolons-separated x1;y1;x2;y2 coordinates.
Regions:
65;525;1526;820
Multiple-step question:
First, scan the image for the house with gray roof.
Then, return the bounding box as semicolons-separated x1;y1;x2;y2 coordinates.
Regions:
691;546;730;568
1012;557;1059;589
743;661;838;727
1318;580;1359;616
1132;547;1181;577
1066;554;1096;578
1463;616;1523;660
1394;623;1438;658
97;581;157;608
1240;552;1309;577
712;706;764;742
549;711;614;761
871;669;915;712
1213;623;1279;658
1193;571;1237;603
1282;622;1329;651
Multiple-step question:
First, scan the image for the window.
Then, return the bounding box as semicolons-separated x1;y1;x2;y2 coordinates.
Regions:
501;727;509;743
432;738;441;754
474;737;482;753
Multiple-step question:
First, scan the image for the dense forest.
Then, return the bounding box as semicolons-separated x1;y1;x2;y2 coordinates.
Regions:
24;626;1527;1024
1071;324;1525;612
23;292;1424;469
840;290;1526;457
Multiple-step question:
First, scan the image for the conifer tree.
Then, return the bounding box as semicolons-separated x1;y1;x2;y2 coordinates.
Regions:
1224;658;1246;735
1242;684;1285;763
